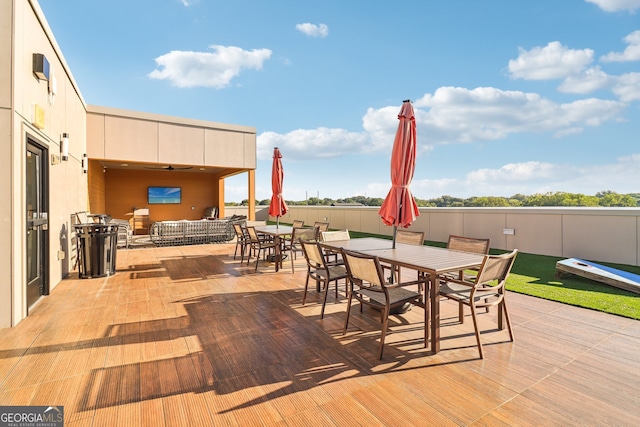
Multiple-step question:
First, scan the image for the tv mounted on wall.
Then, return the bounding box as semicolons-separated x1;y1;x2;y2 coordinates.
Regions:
148;186;181;204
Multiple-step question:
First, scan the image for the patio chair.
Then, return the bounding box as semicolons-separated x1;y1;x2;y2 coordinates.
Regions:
341;248;428;359
232;223;250;262
319;229;350;264
292;219;304;228
300;239;348;318
282;226;319;272
382;230;426;284
109;218;132;249
447;235;491;261
132;207;150;235
313;221;330;233
444;235;492;320
320;229;350;242
245;226;279;272
439;249;518;359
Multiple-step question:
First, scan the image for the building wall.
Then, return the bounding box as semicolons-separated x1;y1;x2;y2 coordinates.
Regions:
103;168;221;227
86;106;257;170
0;0;89;327
0;0;13;328
273;206;640;266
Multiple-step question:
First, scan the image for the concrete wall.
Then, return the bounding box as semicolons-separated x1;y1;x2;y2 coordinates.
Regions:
266;206;640;266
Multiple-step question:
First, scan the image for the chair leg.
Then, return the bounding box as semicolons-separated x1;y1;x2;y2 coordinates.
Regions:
321;279;330;319
502;301;515;342
378;306;390;359
343;283;354;335
469;304;484;359
302;272;311;305
255;248;261;272
458;302;464;323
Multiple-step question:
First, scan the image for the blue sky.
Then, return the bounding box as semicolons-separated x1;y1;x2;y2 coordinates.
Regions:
38;0;640;202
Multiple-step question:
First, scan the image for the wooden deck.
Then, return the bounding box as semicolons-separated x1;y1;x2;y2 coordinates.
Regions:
1;242;640;426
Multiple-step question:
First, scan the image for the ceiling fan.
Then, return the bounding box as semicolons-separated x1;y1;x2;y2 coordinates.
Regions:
144;165;193;171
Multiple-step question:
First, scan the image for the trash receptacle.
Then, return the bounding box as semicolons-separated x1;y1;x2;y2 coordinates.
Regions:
75;223;119;278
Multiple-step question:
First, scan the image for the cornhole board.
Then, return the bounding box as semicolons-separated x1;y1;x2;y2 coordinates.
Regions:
556;258;640;295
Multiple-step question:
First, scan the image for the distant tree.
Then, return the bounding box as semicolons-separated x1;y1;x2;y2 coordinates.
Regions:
249;191;638;208
597;191;637;207
467;196;511;207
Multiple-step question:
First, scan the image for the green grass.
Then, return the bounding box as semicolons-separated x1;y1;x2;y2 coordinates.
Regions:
349;231;640;320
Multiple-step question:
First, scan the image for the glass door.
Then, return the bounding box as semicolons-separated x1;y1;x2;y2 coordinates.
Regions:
26;140;49;310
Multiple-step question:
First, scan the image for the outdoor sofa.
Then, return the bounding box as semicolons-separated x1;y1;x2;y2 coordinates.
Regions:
149;215;246;247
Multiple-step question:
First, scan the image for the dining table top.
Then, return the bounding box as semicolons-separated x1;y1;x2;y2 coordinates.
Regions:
253;224;294;236
321;237;485;275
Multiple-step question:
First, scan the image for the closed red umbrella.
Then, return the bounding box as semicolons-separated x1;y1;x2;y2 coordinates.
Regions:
268;147;288;227
379;100;420;248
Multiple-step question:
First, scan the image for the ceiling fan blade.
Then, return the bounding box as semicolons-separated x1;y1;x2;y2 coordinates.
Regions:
143;165;193;171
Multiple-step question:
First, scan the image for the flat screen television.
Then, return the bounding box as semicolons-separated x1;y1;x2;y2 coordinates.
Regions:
148;186;181;204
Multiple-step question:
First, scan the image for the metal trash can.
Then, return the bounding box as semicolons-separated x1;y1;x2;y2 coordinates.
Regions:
75;223;119;278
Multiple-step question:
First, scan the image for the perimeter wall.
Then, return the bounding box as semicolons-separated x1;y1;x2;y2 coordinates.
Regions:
224;206;640;267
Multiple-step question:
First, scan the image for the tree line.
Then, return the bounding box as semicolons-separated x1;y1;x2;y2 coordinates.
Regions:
229;191;639;207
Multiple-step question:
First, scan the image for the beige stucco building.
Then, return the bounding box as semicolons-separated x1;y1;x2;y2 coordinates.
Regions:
1;0;257;327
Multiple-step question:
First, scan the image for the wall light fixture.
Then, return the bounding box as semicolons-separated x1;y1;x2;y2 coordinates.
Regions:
61;133;69;161
82;154;88;173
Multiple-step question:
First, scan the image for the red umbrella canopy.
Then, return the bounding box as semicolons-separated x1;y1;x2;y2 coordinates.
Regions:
379;100;420;228
268;147;288;218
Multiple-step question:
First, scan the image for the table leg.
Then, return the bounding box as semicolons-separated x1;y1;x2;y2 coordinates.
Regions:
430;273;440;354
274;236;281;272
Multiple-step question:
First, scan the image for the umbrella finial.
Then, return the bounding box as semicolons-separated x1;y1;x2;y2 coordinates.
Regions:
402;99;411;103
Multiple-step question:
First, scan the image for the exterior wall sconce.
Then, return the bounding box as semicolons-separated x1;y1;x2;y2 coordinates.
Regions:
61;133;69;161
82;154;88;173
33;53;50;80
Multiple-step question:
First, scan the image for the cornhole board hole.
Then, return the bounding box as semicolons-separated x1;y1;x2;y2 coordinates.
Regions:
556;258;640;295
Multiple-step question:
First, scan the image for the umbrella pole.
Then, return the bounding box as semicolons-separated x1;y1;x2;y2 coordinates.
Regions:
392;225;397;249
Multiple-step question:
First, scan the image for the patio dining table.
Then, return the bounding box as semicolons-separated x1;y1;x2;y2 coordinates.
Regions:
253;224;294;272
321;237;485;354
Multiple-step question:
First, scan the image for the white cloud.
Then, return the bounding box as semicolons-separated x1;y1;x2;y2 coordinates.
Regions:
255;86;626;164
257;128;368;160
148;45;272;88
601;30;640;62
408;155;640;199
585;0;640;12
295;23;329;38
508;41;594;80
612;72;640;102
557;66;613;93
415;86;625;144
467;161;562;183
